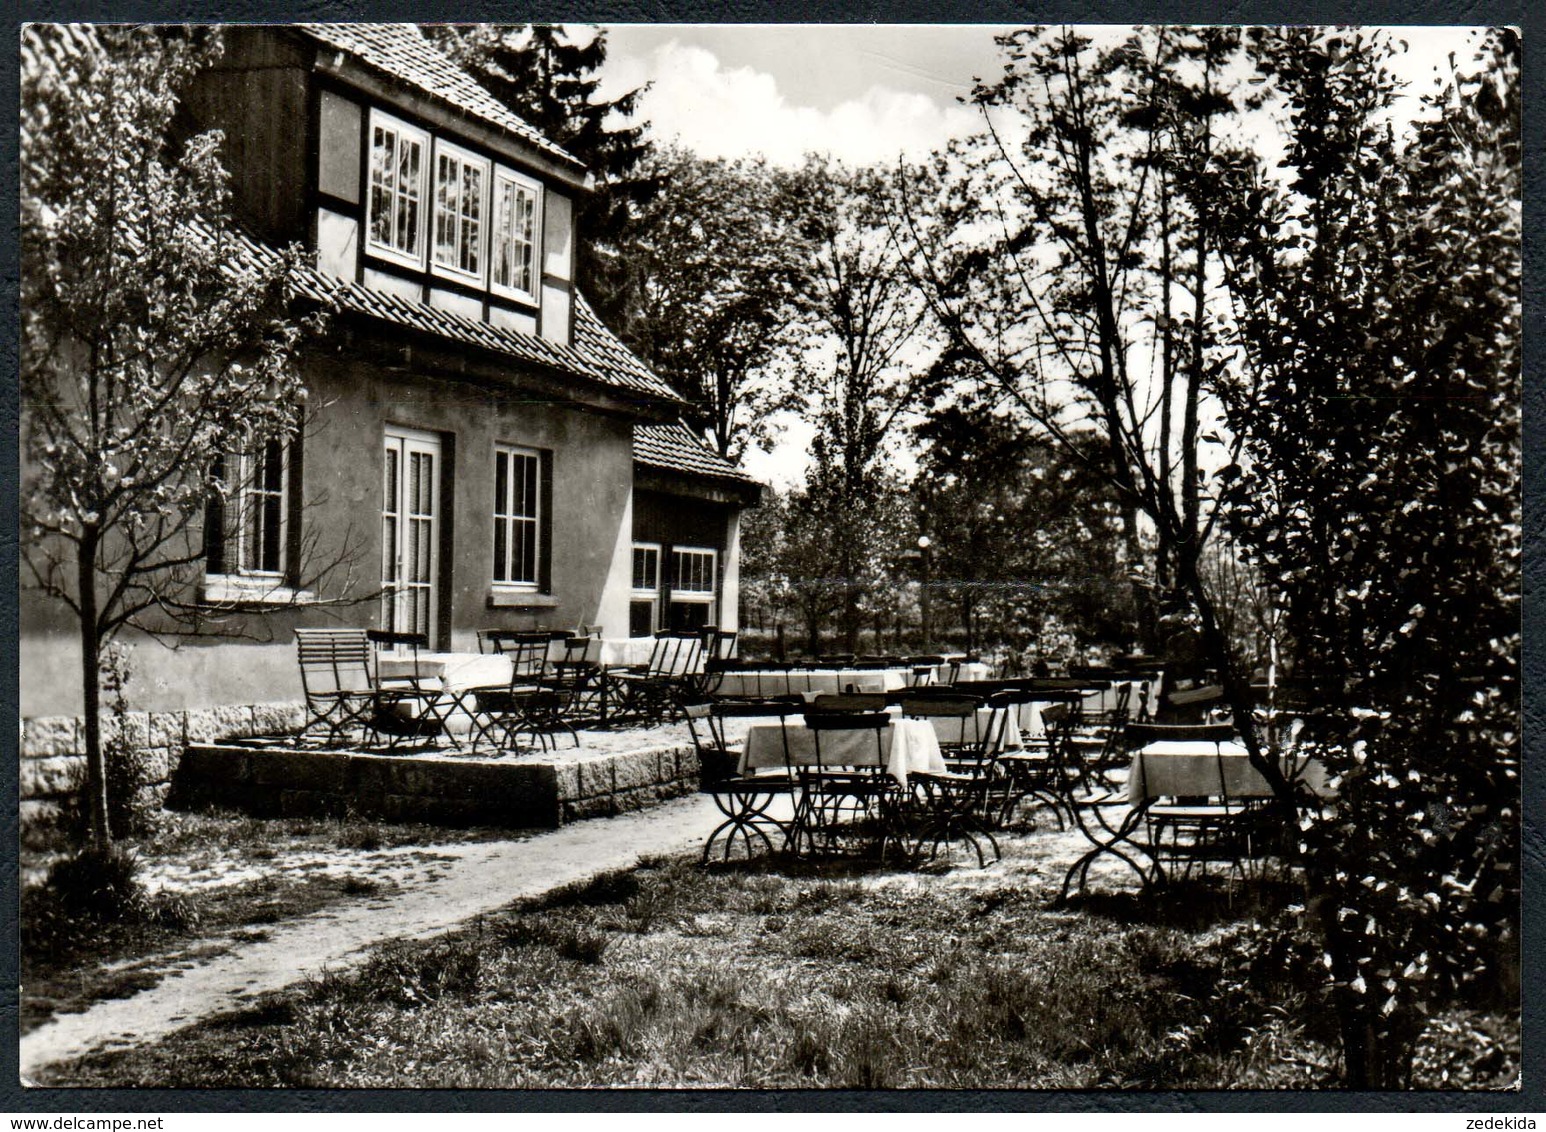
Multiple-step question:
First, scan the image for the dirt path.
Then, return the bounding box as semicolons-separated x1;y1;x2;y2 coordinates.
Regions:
21;793;732;1082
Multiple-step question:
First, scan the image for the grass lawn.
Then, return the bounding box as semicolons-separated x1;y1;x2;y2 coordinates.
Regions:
34;824;1520;1090
20;807;525;1035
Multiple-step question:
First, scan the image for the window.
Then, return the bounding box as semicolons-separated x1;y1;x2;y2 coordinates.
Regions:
671;548;717;597
493;446;541;590
490;167;541;302
668;547;717;631
630;543;661;636
203;440;308;603
367;110;428;268
433;141;489;282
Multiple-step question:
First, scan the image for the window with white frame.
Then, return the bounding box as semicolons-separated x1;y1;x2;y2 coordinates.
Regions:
204;439;302;603
367;110;428;268
671;547;716;599
490;167;541;302
630;542;661;636
433;140;489;282
669;547;717;630
493;446;541;589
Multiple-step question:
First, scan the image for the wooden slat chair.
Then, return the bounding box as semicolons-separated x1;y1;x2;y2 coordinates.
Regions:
1129;722;1256;886
363;630;448;751
808;692;889;714
689;700;803;862
993;694;1085;828
609;630;704;724
547;635;604;721
905;655;946;688
900;692;1007;867
472;630;577;754
294;628;375;747
794;710;905;861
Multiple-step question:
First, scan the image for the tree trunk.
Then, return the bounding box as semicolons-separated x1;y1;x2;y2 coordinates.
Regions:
78;532;110;849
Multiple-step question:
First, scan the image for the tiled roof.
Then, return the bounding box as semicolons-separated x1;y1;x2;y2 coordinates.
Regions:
295;23;583;170
221;229;680;406
634;422;761;488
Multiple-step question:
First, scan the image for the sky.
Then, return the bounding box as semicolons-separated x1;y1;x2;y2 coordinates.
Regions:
589;25;1488;488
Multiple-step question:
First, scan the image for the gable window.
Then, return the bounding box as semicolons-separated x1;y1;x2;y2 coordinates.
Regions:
433;140;489;282
490;167;541;303
203;439;309;603
630;542;661;636
493;446;542;590
367;110;428;268
668;547;717;631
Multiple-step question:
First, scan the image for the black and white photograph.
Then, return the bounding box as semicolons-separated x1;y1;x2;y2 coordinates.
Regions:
13;19;1524;1097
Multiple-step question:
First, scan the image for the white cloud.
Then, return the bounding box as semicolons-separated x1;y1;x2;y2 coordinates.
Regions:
620;41;978;166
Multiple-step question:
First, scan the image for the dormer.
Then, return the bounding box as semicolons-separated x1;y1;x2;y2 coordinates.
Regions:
184;24;589;348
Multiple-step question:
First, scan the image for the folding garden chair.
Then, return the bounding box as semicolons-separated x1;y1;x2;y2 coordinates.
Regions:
363;630;448;751
472;630;578;753
608;630;704;724
906;655;946;687
900;692;1009;866
793;709;906;861
994;695;1083;829
294;628;374;747
1131;722;1257;886
688;700;803;862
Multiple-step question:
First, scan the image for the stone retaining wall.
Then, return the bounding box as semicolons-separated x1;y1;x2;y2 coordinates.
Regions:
171;742;701;829
19;702;307;840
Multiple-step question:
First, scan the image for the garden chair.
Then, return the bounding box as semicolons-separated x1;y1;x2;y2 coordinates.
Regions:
900;692;1009;866
609;630;704;724
294;628;374;747
472;631;577;753
994;694;1084;828
688;700;803;862
808;692;889;714
1130;722;1257;886
906;655;946;687
793;709;906;861
363;630;449;751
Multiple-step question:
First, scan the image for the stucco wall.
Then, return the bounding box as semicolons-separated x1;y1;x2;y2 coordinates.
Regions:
20;352;636;718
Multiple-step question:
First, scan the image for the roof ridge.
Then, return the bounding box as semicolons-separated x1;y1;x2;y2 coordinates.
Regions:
295;23;585;170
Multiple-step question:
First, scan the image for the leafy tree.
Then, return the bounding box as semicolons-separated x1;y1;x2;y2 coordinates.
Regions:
912;395;1132;654
896;24;1281;760
789;157;936;651
618;146;807;458
20;25;319;847
1214;27;1520;1086
427;24;655;328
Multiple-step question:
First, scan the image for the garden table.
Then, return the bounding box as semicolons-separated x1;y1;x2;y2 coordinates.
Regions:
1059;739;1327;901
740;717;946;787
374;651;515;745
713;667;911;698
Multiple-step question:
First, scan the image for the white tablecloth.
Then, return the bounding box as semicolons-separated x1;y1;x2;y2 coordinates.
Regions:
713;668;910;697
918;707;1024;753
377;651;512;692
1128;740;1329;804
740;718;946;786
545;636;701;673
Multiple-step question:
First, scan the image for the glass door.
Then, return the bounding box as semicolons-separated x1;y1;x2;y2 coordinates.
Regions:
382;427;441;645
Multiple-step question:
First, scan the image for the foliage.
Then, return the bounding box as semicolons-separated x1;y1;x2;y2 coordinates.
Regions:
20;25;321;845
784;157;937;650
615;146;807;457
1213;27;1521;1086
426;24;655;330
896;27;1266;672
912;394;1135;653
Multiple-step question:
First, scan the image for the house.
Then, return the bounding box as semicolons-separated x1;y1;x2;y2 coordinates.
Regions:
18;23;761;727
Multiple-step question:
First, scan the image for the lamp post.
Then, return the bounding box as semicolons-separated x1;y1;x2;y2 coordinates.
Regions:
917;534;932;649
